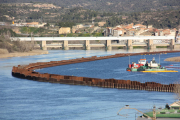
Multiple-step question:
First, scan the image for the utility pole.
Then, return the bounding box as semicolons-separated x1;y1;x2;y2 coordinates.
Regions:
159;54;160;65
31;32;35;48
153;105;156;120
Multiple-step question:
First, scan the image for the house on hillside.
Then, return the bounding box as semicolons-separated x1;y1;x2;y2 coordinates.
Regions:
126;29;136;36
83;24;93;28
59;27;71;34
169;28;177;36
76;24;84;29
122;16;128;20
176;33;180;43
163;29;170;35
104;27;113;36
71;26;77;33
122;23;133;30
133;24;147;29
113;28;125;36
148;25;153;28
135;28;146;35
26;22;39;27
139;31;153;36
98;22;106;27
25;22;46;28
154;28;176;36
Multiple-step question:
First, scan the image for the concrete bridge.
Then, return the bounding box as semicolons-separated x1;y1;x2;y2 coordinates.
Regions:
11;36;179;50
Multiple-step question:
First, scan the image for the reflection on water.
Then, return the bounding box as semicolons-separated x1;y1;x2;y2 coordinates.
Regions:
0;49;179;120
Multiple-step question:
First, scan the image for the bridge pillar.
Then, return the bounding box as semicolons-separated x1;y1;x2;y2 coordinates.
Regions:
174;45;180;49
170;39;175;49
85;40;90;50
41;41;47;50
63;40;69;50
148;39;156;49
127;40;133;49
106;40;112;50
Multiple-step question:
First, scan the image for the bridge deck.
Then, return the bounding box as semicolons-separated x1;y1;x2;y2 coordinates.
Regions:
11;36;175;41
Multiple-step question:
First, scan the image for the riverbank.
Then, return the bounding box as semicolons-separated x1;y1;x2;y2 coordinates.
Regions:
0;50;48;59
165;57;180;62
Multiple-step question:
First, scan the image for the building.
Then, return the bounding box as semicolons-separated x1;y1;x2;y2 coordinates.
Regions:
26;22;39;27
122;23;133;30
104;27;113;36
76;24;84;29
59;27;71;34
170;101;180;110
122;16;128;20
133;24;147;29
169;28;177;36
148;25;153;28
176;33;180;43
126;29;136;36
113;28;125;36
135;28;146;35
83;24;93;28
98;22;106;27
139;31;153;36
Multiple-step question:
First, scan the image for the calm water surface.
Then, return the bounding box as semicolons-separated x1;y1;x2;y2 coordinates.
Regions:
0;49;180;120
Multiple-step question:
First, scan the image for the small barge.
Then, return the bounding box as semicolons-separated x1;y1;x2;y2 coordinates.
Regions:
126;57;178;72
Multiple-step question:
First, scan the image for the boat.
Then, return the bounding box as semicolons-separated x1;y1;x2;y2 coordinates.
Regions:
126;57;178;72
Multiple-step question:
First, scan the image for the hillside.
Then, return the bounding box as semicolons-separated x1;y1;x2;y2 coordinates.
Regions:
0;2;180;29
1;0;180;12
105;10;180;29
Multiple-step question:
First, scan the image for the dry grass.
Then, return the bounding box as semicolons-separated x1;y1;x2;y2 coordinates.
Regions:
0;48;9;54
0;50;48;59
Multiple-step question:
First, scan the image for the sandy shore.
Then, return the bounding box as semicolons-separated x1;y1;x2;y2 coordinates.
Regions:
164;57;180;62
0;50;48;59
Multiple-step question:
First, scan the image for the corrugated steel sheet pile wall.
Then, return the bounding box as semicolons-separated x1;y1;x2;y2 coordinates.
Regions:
12;50;180;92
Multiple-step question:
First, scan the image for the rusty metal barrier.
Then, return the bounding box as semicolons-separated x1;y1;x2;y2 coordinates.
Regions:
12;50;180;92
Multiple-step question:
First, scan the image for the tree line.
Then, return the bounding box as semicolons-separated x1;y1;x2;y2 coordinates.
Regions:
104;10;180;29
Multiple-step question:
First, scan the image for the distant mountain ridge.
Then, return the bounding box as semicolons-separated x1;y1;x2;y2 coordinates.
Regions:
1;0;180;12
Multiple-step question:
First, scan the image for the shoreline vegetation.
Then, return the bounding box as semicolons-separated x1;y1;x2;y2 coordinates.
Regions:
165;57;180;62
0;50;48;59
0;28;50;58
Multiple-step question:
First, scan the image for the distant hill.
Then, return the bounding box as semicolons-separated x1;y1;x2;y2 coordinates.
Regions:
1;0;180;12
0;2;180;29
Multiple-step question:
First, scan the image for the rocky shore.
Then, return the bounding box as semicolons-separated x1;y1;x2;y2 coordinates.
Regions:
165;57;180;62
0;50;48;59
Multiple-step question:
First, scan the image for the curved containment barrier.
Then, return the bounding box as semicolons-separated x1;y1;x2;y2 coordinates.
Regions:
12;50;180;92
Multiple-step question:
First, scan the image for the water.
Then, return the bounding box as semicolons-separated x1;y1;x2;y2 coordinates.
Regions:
36;52;180;84
0;49;180;120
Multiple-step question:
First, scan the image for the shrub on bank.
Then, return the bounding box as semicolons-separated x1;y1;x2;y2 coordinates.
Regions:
0;48;9;54
0;29;35;53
